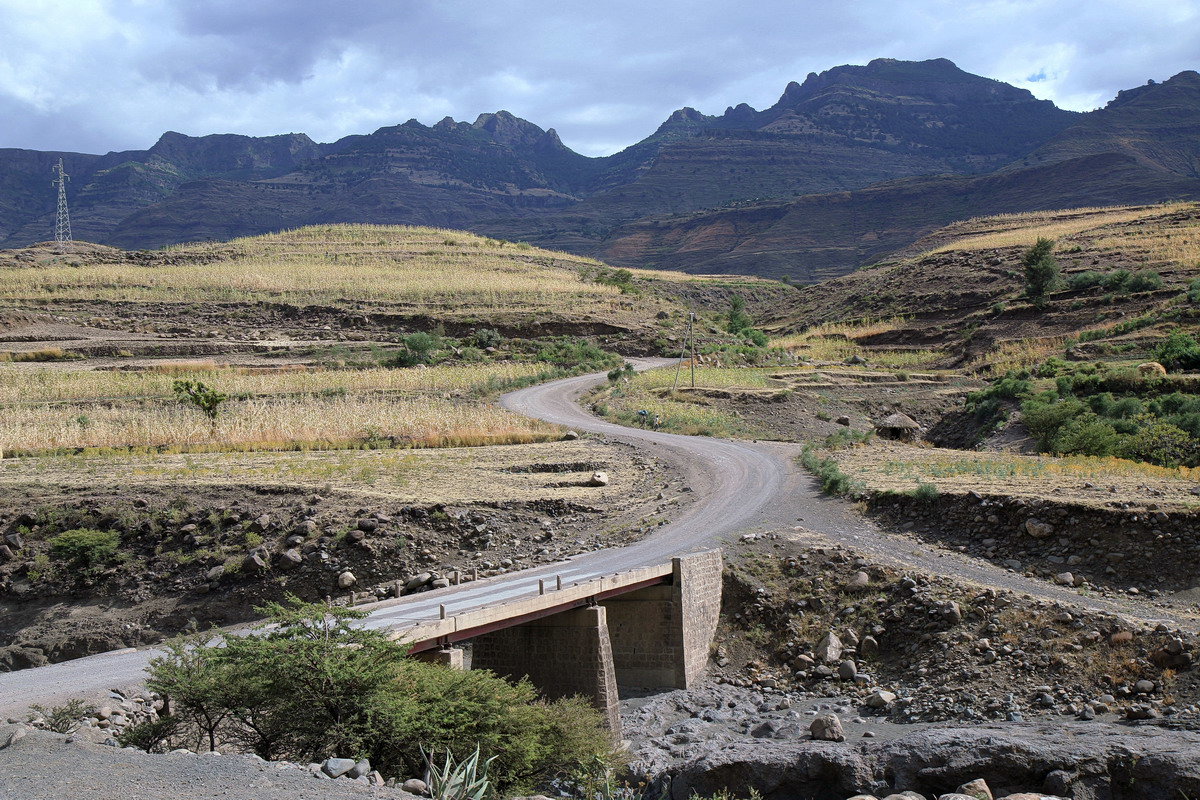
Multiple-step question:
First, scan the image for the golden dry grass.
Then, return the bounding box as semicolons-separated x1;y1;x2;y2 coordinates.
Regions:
0;224;632;317
772;318;945;368
833;442;1200;508
1090;217;1200;268
926;203;1195;253
0;395;555;452
629;366;778;390
0;363;549;405
971;336;1071;374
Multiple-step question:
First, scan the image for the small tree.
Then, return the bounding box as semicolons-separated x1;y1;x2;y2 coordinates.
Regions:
172;380;227;432
1022;238;1060;303
727;295;753;334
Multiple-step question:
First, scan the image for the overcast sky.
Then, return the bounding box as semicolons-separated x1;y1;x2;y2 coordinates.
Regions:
1;0;1196;157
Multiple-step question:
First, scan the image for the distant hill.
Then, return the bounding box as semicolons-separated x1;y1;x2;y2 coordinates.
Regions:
2;59;1198;281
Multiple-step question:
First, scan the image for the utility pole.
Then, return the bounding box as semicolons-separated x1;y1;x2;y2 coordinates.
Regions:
52;158;72;251
672;312;695;392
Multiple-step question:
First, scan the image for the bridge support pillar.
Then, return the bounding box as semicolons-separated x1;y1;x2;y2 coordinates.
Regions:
604;549;723;689
472;605;621;734
413;647;464;669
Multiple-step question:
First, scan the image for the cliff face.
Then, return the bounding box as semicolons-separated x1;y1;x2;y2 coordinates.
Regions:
3;59;1198;281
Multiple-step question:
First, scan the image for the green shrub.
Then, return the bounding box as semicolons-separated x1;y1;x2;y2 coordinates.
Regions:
1155;331;1200;372
1126;270;1163;292
48;528;121;574
727;295;753;334
28;699;97;733
142;598;614;793
172;380;227;426
472;328;503;349
911;482;940;502
1068;270;1105;291
799;444;859;496
1102;269;1132;291
1118;421;1199;468
1187;278;1200;304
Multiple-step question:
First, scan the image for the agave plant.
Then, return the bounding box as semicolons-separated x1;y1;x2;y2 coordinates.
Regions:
422;744;497;800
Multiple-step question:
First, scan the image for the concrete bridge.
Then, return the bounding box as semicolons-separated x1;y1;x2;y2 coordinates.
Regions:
387;549;723;734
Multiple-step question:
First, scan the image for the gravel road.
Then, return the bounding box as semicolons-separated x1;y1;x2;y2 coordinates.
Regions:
2;359;1194;720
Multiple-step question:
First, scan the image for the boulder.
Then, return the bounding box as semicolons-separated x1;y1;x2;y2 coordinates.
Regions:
402;778;429;795
810;712;845;742
838;660;858;680
347;759;371;779
337;571;357;589
956;779;993;800
651;721;1200;800
321;757;357;778
859;635;880;659
816;632;844;664
866;690;897;709
1024;519;1054;538
847;571;871;592
588;471;610;487
242;553;267;573
276;549;303;570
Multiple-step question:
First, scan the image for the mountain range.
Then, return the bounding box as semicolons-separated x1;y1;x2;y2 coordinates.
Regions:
3;57;1198;282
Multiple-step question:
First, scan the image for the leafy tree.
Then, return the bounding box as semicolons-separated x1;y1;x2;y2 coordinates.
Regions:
1021;238;1060;302
172;380;227;430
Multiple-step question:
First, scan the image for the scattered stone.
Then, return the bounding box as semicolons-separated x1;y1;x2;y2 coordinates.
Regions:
337;571;357;589
809;712;845;742
865;690;896;709
1024;519;1054;538
276;549;303;570
815;632;844;664
956;778;993;800
321;757;356;778
402;778;430;795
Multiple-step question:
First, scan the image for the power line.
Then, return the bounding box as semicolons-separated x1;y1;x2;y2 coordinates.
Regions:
52;158;72;250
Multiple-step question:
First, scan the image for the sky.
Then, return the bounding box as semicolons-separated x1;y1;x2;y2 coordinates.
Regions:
1;0;1197;158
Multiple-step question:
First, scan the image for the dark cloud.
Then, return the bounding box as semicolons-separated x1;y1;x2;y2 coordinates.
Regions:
0;0;1196;156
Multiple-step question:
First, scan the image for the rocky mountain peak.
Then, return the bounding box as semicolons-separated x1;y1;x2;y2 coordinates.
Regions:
471;110;549;148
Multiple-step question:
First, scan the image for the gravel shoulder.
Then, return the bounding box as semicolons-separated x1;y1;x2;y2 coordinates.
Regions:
0;727;418;800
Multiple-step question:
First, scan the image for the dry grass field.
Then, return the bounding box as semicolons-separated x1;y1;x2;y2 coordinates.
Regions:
924;202;1196;254
831;442;1200;510
1;225;623;313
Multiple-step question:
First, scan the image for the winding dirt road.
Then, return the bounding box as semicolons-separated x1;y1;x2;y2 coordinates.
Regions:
0;360;1192;718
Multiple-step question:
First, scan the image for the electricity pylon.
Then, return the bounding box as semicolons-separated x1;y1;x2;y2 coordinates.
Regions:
52;158;72;250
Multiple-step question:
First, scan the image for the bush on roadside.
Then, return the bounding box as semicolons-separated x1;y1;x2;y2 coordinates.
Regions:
140;598;615;793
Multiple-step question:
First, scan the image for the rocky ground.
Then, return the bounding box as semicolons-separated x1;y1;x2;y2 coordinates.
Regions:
706;535;1199;725
616;532;1200;798
1;437;685;670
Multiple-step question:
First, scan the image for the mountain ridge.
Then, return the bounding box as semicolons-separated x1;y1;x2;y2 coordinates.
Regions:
2;58;1197;281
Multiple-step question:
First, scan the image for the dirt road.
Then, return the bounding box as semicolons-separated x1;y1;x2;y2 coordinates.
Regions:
0;359;1192;719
